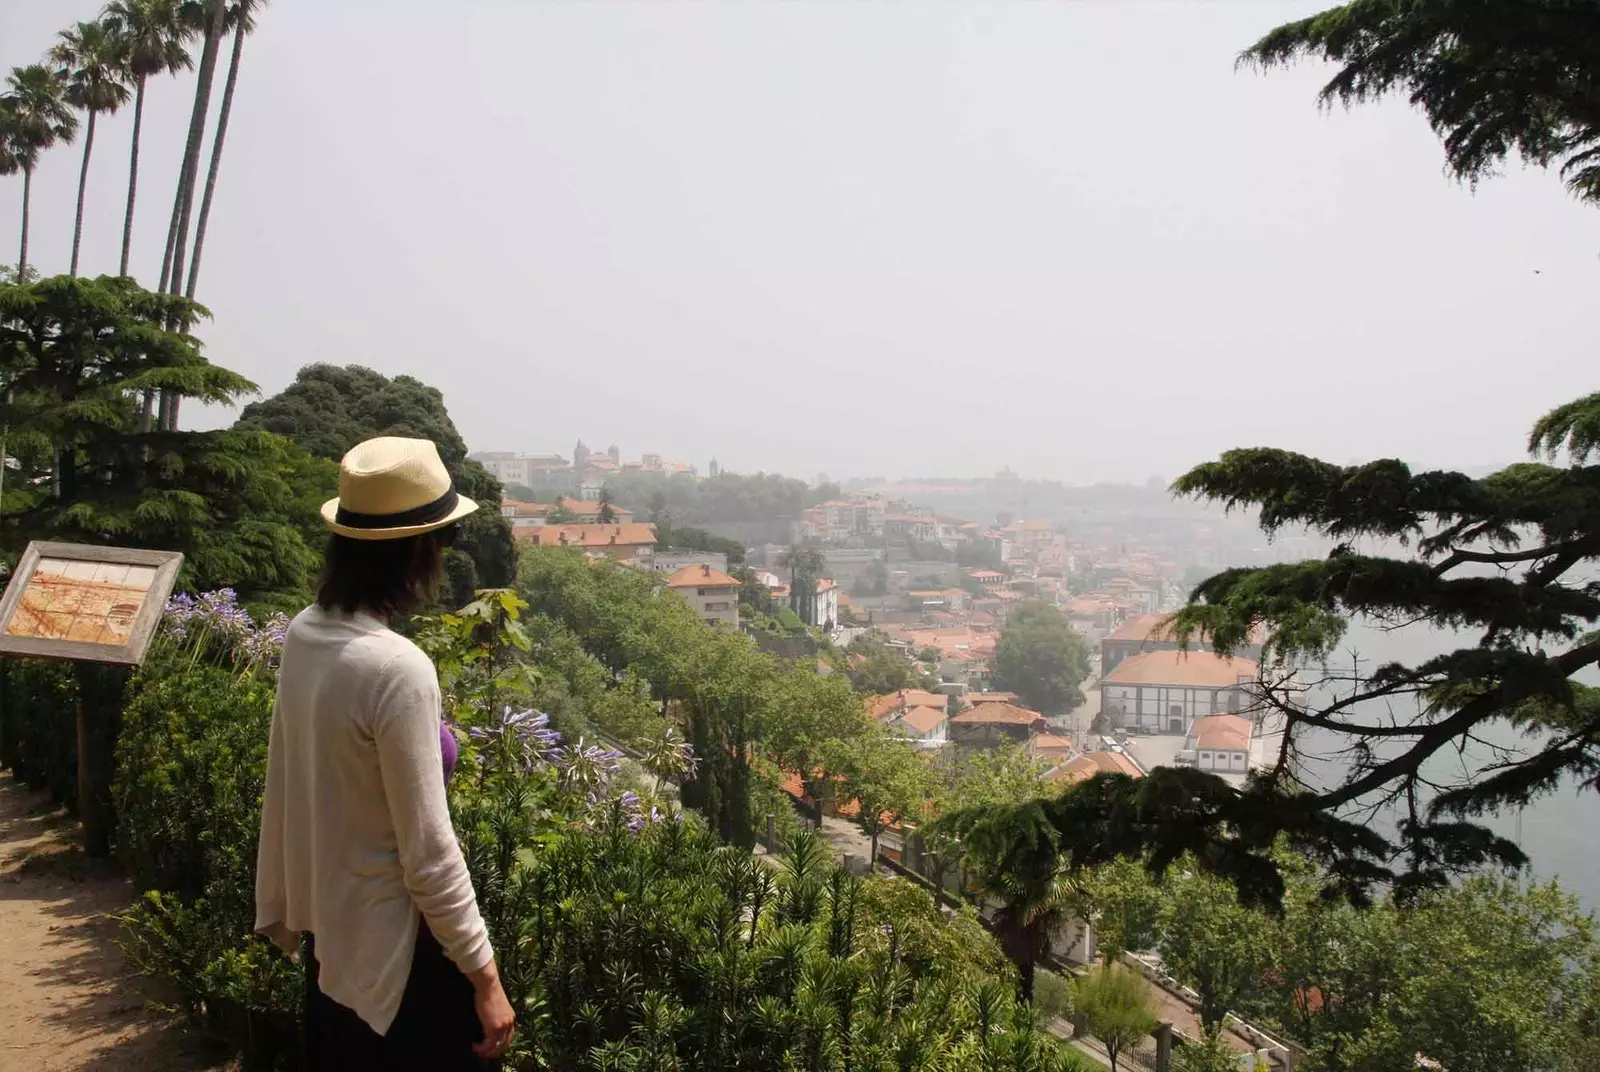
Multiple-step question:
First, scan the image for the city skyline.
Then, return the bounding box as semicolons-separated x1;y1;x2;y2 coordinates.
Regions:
0;0;1589;484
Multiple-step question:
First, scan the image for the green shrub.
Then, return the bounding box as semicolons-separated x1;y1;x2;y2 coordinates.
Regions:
0;658;79;804
1033;968;1074;1025
113;594;301;1068
114;645;274;902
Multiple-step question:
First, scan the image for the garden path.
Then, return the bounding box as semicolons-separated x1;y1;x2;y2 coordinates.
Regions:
0;775;234;1071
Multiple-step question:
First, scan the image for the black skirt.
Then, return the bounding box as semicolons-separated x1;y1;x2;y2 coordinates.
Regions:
305;924;502;1072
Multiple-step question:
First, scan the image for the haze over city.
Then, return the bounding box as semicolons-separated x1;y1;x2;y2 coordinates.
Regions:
0;0;1592;483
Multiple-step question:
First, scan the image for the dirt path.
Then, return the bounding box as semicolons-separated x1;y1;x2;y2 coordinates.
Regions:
0;774;234;1071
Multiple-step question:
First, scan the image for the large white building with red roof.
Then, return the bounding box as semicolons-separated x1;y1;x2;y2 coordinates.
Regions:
1099;648;1259;734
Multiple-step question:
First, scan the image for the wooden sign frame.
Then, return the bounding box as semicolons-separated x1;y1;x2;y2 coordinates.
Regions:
0;542;184;666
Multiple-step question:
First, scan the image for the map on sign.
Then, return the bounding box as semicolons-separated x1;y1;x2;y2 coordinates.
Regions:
3;558;158;645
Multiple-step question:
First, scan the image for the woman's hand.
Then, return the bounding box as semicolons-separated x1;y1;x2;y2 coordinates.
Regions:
468;961;516;1058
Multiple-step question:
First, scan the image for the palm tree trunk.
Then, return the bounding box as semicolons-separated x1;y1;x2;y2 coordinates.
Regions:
165;0;228;298
69;110;98;279
119;75;146;278
17;165;32;279
158;0;227;429
185;18;246;299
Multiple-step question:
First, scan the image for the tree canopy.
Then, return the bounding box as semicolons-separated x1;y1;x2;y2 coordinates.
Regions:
993;601;1091;715
0;275;331;606
611;468;826;527
1245;0;1600;203
236;362;515;598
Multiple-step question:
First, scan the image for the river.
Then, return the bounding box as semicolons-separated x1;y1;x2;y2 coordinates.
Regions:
1292;617;1600;911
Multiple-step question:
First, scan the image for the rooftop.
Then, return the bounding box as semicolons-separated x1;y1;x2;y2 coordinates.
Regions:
1050;750;1145;783
1100;649;1259;689
521;523;658;549
868;690;948;720
895;706;949;735
663;564;742;589
1190;713;1253;752
950;702;1047;727
1105;612;1177;643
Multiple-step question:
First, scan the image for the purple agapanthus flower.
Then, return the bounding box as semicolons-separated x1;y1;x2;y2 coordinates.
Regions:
553;737;624;795
468;707;562;775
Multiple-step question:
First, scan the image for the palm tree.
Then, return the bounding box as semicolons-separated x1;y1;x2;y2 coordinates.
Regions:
933;798;1084;1002
159;0;226;298
51;22;131;278
184;0;266;299
102;0;194;279
2;66;78;279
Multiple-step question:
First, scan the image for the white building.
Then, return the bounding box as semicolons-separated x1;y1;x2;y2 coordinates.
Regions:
471;451;569;489
663;564;742;628
1178;713;1253;776
1099;649;1259;735
807;578;839;629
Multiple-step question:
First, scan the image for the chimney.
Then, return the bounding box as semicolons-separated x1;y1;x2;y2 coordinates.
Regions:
702;564;711;576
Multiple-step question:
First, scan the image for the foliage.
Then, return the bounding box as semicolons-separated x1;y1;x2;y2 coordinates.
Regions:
234;363;516;596
1106;391;1600;900
609;468;826;528
1258;872;1600;1072
844;633;920;694
932;797;1085;1003
1173;1030;1250;1072
1072;966;1159;1072
853;558;889;597
992;601;1091;715
1156;868;1273;1034
113;591;298;1062
1081;856;1164;967
655;522;745;565
787;546;827;628
2;64;77;174
1244;0;1600;204
0;275;331;607
483;808;1082;1071
731;564;775;617
0;657;80;808
822;729;934;867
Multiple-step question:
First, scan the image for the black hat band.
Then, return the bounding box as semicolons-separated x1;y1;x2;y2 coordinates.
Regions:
336;486;460;530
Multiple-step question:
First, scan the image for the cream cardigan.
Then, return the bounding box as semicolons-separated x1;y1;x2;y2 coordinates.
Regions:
254;605;492;1034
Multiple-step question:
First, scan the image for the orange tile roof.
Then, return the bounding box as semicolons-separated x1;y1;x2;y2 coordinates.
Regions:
950;703;1047;727
896;706;949;735
1100;649;1258;689
1105;613;1176;642
1032;734;1076;752
663;564;742;589
868;690;947;720
1191;713;1252;752
521;523;658;549
1051;750;1144;783
968;692;1019;704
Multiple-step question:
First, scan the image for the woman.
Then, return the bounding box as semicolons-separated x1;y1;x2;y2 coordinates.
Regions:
255;436;515;1069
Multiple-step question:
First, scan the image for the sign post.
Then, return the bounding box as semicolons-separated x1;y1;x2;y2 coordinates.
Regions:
0;542;184;855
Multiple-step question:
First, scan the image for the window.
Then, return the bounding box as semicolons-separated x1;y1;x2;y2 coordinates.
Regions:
1169;704;1184;719
1199;751;1212;764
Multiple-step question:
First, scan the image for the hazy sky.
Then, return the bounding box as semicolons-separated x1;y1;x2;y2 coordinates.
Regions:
1;1;1593;483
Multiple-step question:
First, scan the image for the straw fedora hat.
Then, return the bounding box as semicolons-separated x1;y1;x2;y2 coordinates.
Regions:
321;437;479;540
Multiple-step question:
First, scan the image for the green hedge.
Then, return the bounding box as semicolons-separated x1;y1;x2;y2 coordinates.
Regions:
0;658;80;806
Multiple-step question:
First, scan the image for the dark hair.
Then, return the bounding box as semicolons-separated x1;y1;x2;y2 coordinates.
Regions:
317;525;455;617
